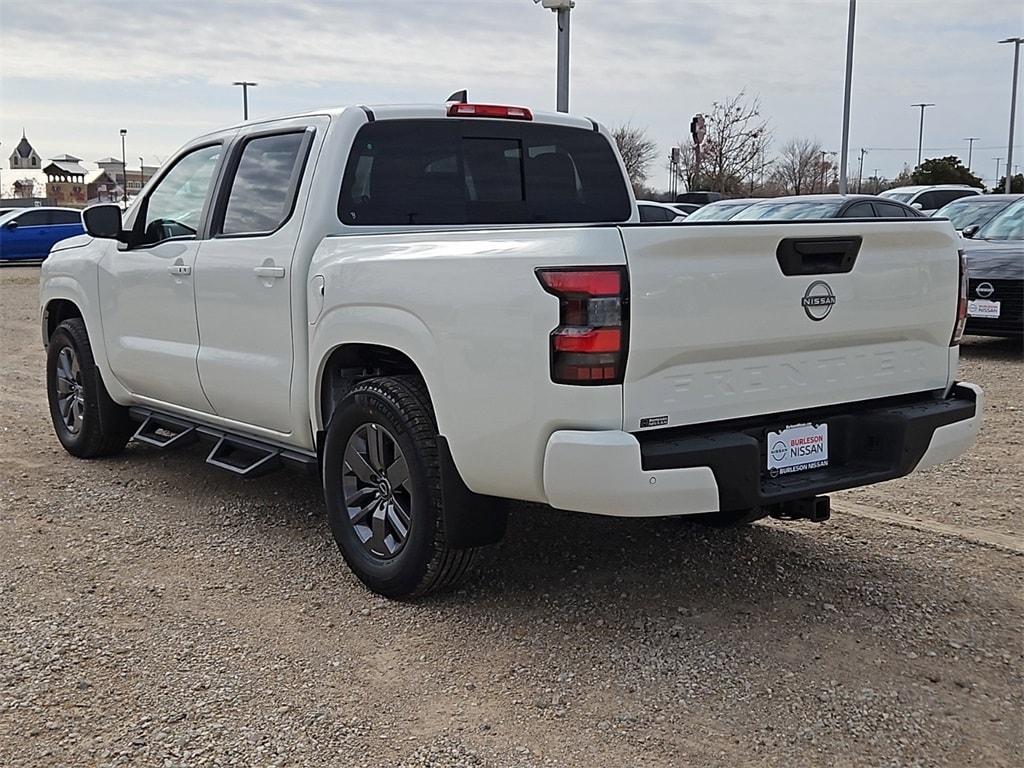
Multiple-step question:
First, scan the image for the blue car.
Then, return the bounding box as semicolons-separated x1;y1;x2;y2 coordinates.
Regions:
0;207;85;261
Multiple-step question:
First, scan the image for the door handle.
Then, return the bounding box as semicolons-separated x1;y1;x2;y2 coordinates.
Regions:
254;266;286;279
167;264;192;276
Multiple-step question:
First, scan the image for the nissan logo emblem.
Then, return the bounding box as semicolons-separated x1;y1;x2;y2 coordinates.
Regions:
975;282;995;298
801;280;836;321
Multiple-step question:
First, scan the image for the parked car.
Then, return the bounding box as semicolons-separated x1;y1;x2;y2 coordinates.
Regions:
0;207;85;261
730;195;922;221
40;101;982;598
878;185;981;215
932;194;1023;234
683;198;760;221
960;197;1023;338
637;200;687;222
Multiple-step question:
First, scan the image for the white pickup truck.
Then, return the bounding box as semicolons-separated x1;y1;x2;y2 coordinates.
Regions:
40;101;983;598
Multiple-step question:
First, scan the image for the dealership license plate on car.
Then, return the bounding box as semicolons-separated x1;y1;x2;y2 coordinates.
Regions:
967;299;1000;319
767;423;829;476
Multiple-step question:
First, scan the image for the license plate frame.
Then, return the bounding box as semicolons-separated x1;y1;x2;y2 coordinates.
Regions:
967;299;1000;319
766;422;829;477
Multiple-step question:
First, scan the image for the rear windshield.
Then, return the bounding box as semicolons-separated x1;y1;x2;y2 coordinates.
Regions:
338;119;631;226
731;200;844;221
684;201;753;221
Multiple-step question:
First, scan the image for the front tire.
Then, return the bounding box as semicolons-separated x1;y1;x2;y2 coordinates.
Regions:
46;318;133;458
322;376;477;599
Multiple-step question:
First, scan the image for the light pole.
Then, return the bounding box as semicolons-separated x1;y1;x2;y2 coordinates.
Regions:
911;103;934;167
138;156;145;193
819;150;829;193
838;0;856;194
998;37;1022;193
962;137;980;171
533;0;574;113
119;129;128;210
232;81;257;120
993;157;1003;187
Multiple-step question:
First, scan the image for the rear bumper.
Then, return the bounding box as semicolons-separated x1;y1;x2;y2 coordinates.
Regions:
542;383;982;517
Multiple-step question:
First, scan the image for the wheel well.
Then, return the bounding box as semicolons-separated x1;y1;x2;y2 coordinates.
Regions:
319;344;425;429
45;299;83;343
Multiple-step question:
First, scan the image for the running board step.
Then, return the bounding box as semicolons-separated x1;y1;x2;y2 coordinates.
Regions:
206;435;281;477
133;413;198;449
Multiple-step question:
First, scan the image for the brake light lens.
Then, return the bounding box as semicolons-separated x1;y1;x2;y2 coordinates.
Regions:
447;103;533;120
951;249;968;345
537;267;628;384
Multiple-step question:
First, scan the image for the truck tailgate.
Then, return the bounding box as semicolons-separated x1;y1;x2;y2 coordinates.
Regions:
619;221;959;431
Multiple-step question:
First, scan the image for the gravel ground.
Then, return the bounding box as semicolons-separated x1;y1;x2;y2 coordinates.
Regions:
1;265;1021;767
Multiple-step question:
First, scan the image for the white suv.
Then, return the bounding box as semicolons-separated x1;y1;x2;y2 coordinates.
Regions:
879;185;981;215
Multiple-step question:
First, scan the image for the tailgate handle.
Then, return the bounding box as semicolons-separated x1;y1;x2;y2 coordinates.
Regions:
776;236;861;276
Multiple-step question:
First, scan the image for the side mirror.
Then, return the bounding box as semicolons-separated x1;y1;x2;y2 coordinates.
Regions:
962;225;979;239
3;220;17;230
83;204;124;240
911;202;924;211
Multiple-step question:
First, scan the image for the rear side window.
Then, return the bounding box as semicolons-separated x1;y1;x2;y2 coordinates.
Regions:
841;202;875;218
219;132;308;235
874;202;911;217
338;119;630;225
49;210;82;225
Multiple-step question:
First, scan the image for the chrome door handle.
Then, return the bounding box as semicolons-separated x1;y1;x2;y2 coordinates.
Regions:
254;266;286;279
167;264;192;276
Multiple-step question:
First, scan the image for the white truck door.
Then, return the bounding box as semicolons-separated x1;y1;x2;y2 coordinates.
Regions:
193;122;323;435
98;142;226;413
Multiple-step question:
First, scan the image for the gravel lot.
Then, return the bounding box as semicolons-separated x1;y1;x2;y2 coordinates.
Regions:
1;265;1021;767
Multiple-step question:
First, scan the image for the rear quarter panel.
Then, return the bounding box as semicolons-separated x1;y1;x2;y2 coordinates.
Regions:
309;226;627;502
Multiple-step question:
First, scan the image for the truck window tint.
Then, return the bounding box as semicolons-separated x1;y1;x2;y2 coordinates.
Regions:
141;144;221;245
221;132;305;235
339;119;630;225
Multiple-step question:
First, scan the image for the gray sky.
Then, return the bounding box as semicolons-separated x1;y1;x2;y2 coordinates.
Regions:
1;0;1021;189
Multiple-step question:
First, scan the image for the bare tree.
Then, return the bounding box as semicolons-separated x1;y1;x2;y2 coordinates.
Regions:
674;91;772;195
773;137;822;195
611;123;658;191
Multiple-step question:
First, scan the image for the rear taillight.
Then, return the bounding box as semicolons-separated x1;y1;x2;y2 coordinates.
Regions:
537;267;628;385
446;103;533;120
952;249;968;345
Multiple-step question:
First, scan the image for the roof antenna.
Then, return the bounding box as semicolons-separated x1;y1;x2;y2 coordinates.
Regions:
446;89;468;104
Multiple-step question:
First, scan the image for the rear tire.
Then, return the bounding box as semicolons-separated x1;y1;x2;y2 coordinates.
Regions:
322;375;477;599
46;318;133;458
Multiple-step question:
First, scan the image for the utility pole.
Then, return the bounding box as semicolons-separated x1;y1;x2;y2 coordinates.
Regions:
819;150;828;193
232;81;257;120
911;103;934;166
534;0;574;113
857;148;867;193
119;129;128;210
838;0;856;194
998;37;1022;193
963;137;980;171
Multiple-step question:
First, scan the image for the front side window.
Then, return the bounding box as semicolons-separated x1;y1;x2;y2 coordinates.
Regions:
220;132;307;235
338;119;630;225
139;144;221;246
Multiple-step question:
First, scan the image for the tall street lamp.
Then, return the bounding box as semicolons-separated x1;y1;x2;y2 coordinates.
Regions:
838;0;856;194
963;137;980;171
998;37;1023;193
119;129;128;210
232;81;258;120
993;157;1003;187
911;103;934;167
533;0;574;113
